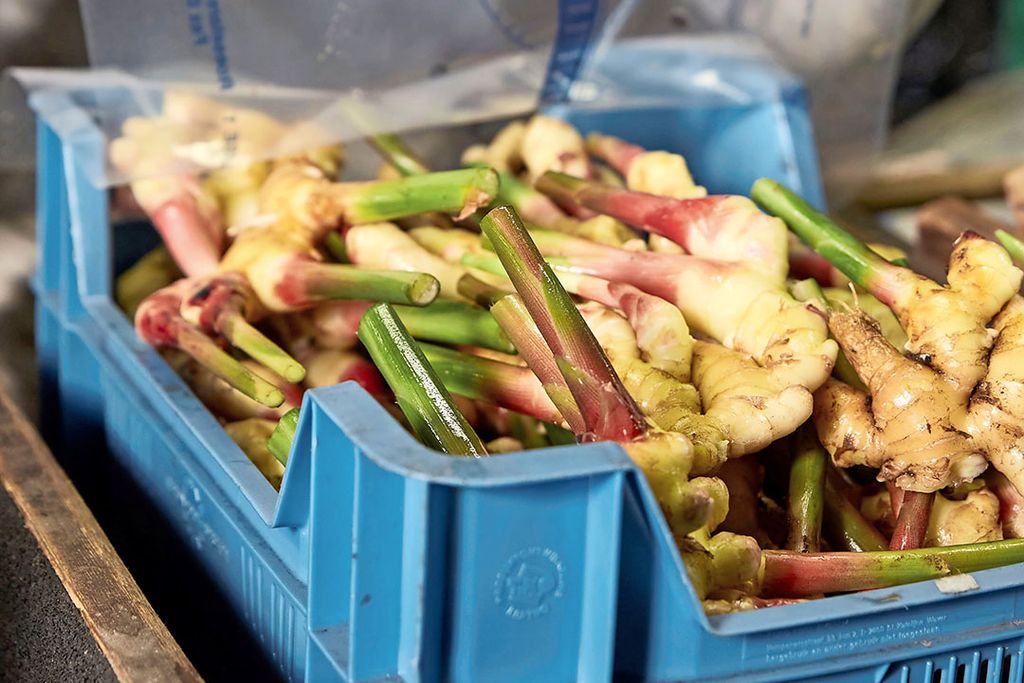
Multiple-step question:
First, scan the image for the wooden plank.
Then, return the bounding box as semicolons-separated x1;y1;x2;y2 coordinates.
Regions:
855;162;1017;210
0;387;201;682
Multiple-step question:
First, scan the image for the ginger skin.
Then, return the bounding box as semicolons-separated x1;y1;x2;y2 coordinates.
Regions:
815;233;1024;493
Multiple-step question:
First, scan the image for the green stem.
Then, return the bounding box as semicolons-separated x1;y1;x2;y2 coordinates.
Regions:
345;168;499;223
751;179;901;301
397;299;514;354
220;312;306;383
786;427;826;552
267;407;300;465
489;294;586;434
996;229;1024;266
505;414;547;450
456;273;507;308
367;135;459;229
889;256;911;269
544;421;577;446
789;278;830;311
761;539;1024;598
822;470;888;552
368;133;431;177
177;324;284;407
480;205;647;441
324;231;348;262
358;303;487;456
295;262;439;307
419;343;562;424
458;275;587;434
461;251;507;277
789;278;866;390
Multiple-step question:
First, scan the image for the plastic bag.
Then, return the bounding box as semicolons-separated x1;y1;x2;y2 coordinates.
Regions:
19;31;824;207
19;0;633;186
20;0;915;206
659;0;920;204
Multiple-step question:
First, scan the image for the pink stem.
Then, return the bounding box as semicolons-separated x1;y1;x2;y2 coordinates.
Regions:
789;246;836;286
889;491;933;550
536;172;732;252
149;196;222;277
585;132;645;176
531;229;729;308
986;471;1024;539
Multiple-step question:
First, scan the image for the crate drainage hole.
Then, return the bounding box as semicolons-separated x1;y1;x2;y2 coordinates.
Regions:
1002;653;1016;683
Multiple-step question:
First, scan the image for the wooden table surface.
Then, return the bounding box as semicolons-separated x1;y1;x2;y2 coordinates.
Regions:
0;385;201;682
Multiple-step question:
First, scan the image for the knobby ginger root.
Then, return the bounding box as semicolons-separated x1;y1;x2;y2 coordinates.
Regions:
224;418;286;489
925;489;1002;546
755;180;1024;495
813;235;1023;492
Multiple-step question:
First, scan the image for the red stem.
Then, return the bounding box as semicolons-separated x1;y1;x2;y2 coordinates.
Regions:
788;246;836;286
584;132;644;176
530;229;729;308
536;172;728;252
985;471;1024;539
889;490;933;550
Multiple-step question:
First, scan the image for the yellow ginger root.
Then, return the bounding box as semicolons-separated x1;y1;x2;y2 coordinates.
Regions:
485;437;524;453
821;287;907;349
860;490;896;537
224;418;286;490
691;341;814;456
561;265;797;456
461;120;526;172
487;227;821;456
577;297;806;458
532;176;836;396
219;150;502;313
561;215;640;247
585;132;707;200
469;119;639;247
625;151;706;200
577;303;721;454
702;590;804;614
967;296;1024;492
815;234;1024;492
110;92;301;277
520;115;591;181
204;161;272;230
925;489;1003;546
409;226;487;262
555;272;693;381
677;477;762;600
345;223;467;300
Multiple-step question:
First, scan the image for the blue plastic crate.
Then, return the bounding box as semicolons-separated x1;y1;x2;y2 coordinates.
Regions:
32;53;1024;683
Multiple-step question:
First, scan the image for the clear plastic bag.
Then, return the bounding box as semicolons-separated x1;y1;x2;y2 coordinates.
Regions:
22;0;634;186
660;0;920;204
18;0;916;205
